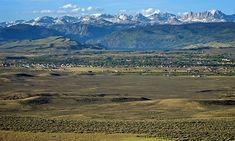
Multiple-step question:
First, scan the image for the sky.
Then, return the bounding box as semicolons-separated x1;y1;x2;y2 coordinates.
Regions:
0;0;235;22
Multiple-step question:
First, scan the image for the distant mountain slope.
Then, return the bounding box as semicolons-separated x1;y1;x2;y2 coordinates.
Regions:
0;36;104;53
87;22;235;50
0;24;61;41
1;22;235;51
50;23;133;42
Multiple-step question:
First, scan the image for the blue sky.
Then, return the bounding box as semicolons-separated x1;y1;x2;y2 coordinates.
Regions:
1;0;235;22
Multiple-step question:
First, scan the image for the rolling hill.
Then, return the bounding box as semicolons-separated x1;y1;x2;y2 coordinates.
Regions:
0;36;104;53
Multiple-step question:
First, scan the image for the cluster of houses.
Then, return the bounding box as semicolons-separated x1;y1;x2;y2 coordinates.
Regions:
0;62;76;69
0;61;233;74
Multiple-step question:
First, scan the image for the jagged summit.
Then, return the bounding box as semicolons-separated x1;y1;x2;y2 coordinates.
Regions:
1;9;235;27
178;10;228;23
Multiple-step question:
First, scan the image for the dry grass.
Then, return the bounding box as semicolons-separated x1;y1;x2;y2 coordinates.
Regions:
0;69;234;120
0;131;170;141
0;69;234;140
158;99;204;110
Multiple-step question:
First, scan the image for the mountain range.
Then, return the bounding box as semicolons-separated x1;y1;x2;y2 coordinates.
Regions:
0;9;235;50
1;10;235;27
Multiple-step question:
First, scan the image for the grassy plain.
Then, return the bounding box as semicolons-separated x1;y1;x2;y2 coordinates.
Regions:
0;68;234;140
0;131;169;141
0;68;234;119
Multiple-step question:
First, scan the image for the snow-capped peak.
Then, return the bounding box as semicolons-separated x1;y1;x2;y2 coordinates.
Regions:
115;13;133;22
92;13;102;18
34;17;41;22
59;16;79;23
209;9;218;15
178;9;229;23
97;14;114;19
1;9;235;27
31;16;55;26
141;8;161;17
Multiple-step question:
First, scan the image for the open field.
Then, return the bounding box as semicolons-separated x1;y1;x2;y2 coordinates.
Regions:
0;68;235;140
0;131;169;141
0;68;235;120
0;116;234;141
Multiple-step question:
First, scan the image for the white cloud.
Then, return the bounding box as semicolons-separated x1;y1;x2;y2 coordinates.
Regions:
33;10;53;14
32;4;103;15
40;10;53;14
141;8;160;17
72;8;81;12
62;4;77;9
72;6;102;13
81;8;86;12
87;6;94;11
86;6;103;12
